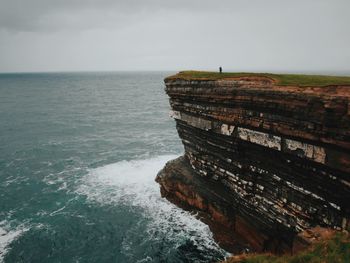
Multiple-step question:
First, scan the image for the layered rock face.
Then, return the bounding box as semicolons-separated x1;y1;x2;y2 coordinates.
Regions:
156;75;350;253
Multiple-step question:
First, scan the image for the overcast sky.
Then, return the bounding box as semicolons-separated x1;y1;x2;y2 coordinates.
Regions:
0;0;349;73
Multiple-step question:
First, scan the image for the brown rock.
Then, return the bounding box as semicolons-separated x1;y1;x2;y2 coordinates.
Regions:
156;75;350;254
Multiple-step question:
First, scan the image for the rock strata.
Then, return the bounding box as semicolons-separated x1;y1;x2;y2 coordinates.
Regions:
156;73;350;254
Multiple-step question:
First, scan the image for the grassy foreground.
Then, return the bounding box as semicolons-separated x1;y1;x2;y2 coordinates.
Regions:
222;233;350;263
166;71;350;87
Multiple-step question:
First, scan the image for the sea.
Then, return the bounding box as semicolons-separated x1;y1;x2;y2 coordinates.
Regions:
0;72;229;263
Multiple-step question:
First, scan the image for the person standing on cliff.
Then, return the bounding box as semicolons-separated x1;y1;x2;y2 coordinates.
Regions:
219;67;222;73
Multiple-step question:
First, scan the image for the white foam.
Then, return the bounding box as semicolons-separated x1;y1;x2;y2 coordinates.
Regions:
76;155;229;260
0;221;29;262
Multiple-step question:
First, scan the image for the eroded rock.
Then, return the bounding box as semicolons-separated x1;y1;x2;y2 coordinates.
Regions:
156;75;350;254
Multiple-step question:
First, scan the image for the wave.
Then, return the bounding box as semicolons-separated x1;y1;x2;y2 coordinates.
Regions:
76;155;229;262
0;221;29;263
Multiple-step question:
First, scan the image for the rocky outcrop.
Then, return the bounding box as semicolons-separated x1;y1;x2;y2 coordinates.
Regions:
156;73;350;254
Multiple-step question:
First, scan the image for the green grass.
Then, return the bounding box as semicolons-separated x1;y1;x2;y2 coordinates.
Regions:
166;71;350;87
223;233;350;263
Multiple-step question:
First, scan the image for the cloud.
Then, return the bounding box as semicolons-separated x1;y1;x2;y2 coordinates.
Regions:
0;0;349;72
0;0;241;32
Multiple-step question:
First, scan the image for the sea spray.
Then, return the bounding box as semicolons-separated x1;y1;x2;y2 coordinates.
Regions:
76;155;229;262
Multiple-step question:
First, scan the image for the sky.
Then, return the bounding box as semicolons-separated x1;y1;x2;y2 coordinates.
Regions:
0;0;349;73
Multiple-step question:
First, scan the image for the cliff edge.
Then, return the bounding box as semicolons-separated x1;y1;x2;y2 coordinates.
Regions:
156;71;350;255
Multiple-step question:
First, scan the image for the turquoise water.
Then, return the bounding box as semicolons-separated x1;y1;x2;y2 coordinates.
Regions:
0;72;228;262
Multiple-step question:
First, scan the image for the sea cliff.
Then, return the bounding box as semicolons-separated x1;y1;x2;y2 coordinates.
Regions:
156;71;350;254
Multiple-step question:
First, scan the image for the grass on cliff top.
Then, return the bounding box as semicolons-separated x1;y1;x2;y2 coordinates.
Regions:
166;71;350;87
223;233;350;263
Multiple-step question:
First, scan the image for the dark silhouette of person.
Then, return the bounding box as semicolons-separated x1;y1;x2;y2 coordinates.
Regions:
219;67;222;73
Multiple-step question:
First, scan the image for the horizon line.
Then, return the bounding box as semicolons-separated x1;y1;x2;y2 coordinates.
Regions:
0;69;350;76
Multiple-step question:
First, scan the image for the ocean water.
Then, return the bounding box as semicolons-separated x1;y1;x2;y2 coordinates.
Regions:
0;72;228;263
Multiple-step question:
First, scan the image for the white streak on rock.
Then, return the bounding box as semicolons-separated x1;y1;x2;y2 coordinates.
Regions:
221;124;235;135
284;139;326;164
238;127;281;150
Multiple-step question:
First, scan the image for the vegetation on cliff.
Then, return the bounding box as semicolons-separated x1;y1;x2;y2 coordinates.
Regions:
166;70;350;86
223;233;350;263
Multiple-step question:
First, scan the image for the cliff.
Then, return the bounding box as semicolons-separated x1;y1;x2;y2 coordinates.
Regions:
156;71;350;254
